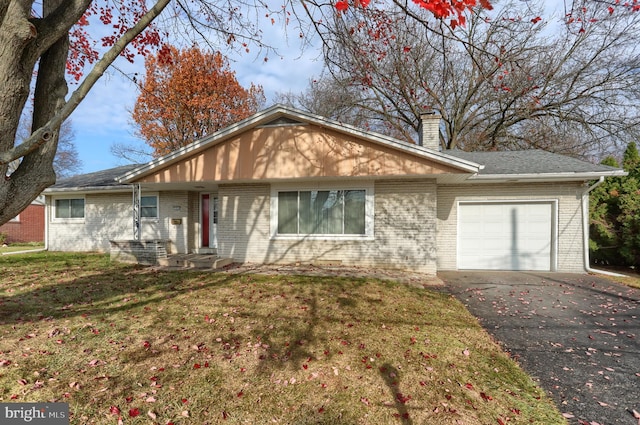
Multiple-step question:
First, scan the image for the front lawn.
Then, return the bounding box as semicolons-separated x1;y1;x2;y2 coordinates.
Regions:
0;252;564;424
0;242;44;254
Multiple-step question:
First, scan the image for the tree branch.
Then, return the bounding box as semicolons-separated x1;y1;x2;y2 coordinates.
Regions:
0;0;171;166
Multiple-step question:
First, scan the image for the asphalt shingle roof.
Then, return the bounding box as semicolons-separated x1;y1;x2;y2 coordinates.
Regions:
48;149;619;191
445;149;619;175
51;164;142;189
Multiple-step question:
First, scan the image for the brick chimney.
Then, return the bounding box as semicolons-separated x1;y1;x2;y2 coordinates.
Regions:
418;111;442;151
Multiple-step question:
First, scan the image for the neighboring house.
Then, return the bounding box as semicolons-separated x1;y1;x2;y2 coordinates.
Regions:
42;105;625;273
0;196;45;244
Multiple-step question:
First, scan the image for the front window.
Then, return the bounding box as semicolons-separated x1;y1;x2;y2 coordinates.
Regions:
277;189;366;235
140;195;158;219
55;198;85;219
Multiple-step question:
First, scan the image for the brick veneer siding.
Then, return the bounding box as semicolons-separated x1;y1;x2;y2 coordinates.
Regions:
0;204;44;243
216;180;438;274
436;182;586;273
46;191;191;253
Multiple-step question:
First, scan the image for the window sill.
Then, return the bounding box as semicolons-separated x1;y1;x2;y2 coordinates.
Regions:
271;234;374;242
51;218;85;224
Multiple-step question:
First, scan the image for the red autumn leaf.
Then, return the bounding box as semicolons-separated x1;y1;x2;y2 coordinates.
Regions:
303;364;308;370
318;407;325;413
222;411;228;420
336;0;349;12
465;383;474;390
531;16;542;24
109;405;121;416
143;341;151;349
237;391;243;398
497;418;506;425
181;398;188;404
396;393;412;404
193;363;201;369
129;408;140;417
480;392;493;401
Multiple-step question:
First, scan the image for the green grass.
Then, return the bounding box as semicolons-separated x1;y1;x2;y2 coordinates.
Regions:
0;242;44;254
600;271;640;289
0;252;565;424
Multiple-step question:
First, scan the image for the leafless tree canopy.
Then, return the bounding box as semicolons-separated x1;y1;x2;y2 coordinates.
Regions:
291;0;640;159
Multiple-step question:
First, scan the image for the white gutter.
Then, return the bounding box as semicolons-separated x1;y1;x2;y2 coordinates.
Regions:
581;176;626;277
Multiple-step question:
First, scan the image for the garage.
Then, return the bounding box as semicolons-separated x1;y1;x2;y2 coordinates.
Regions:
457;201;555;271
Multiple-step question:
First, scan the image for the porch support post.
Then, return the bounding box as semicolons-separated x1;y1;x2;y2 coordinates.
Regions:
132;183;141;240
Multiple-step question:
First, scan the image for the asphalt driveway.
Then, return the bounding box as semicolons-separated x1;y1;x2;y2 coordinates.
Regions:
438;271;639;425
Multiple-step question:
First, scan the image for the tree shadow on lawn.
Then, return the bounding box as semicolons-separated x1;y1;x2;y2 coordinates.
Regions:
0;263;238;324
1;257;481;383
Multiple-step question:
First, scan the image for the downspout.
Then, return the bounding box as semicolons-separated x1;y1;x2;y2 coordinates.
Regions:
581;176;626;277
44;196;49;251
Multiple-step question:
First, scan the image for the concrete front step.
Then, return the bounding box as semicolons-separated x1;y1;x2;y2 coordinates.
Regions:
157;254;233;269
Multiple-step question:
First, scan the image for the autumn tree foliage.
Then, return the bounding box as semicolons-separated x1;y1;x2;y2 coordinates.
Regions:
131;46;265;157
293;0;640;158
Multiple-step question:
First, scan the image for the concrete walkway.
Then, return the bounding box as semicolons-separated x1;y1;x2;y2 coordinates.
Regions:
439;271;639;425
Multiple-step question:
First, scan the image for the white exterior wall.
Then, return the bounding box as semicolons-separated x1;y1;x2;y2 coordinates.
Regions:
46;191;191;254
47;192;132;252
436;182;586;273
216;180;438;273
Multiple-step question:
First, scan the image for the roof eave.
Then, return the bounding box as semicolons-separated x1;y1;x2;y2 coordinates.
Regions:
43;186;133;195
467;170;628;182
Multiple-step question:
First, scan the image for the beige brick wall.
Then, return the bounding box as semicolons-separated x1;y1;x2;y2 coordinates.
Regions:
436;182;586;272
47;191;192;254
47;193;131;252
217;180;438;273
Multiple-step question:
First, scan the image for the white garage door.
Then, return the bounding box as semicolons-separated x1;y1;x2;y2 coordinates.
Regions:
458;202;554;271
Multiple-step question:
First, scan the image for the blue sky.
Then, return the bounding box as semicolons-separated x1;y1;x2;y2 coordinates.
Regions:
69;20;321;174
68;1;566;175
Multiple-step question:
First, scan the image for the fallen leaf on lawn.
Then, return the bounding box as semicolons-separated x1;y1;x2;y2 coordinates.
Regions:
147;410;157;420
463;349;470;356
562;412;575;418
181;410;190;417
145;396;156;403
129;408;140;417
480;392;493;401
109;405;120;416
